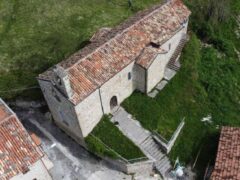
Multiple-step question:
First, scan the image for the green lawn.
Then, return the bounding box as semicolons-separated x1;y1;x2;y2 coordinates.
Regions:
85;115;145;160
123;32;240;178
122;0;240;178
0;0;160;99
1;0;240;178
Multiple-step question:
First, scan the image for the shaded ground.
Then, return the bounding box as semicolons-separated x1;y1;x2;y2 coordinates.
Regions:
12;103;132;180
122;33;240;179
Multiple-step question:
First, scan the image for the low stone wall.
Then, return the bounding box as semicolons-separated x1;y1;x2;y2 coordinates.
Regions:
103;157;154;175
153;120;185;154
55;119;154;175
54;120;87;147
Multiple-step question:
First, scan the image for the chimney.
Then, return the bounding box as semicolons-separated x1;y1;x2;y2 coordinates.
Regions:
53;65;73;98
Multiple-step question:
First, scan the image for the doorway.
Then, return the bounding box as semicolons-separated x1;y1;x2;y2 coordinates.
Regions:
110;96;118;110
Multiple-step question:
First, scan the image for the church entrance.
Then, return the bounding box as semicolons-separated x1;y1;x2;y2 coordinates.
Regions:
110;96;118;110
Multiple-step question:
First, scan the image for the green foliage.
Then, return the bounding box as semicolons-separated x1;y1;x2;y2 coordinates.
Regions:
85;115;145;160
0;0;160;99
1;0;240;178
123;34;203;140
85;134;118;159
123;28;240;178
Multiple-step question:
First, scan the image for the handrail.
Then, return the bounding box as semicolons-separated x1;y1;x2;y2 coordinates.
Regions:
89;134;147;164
152;130;168;144
168;119;185;144
127;157;149;164
89;133;128;163
152;118;185;153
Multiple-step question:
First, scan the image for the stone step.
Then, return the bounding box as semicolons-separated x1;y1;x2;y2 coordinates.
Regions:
158;157;171;168
155;159;171;175
157;164;171;174
141;138;154;147
145;142;159;152
156;80;168;91
151;150;164;160
167;37;187;72
112;107;172;178
168;64;180;71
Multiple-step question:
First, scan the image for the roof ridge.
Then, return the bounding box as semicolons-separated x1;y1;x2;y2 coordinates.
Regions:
38;0;191;104
65;1;172;72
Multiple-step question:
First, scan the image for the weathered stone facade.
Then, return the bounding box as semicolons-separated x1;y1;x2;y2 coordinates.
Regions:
38;26;188;140
38;0;190;142
100;62;136;114
38;80;85;145
10;160;52;180
147;25;188;92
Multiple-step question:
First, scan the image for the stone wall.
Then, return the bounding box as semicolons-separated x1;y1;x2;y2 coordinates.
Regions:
38;80;84;142
11;160;52;180
133;64;146;93
103;157;154;175
38;20;189;141
147;25;188;92
75;89;103;137
147;54;167;93
100;62;136;114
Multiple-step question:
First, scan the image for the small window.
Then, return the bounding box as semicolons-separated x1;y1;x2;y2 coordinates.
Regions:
128;72;132;80
56;76;62;86
169;43;171;50
150;42;160;48
52;88;61;102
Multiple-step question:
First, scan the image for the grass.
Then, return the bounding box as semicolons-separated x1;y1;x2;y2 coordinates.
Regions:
123;31;240;178
123;1;240;178
1;0;240;178
0;0;161;99
85;115;145;160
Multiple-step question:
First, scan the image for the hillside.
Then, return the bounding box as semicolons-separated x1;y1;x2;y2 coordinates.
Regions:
0;0;240;178
0;0;159;99
123;0;240;178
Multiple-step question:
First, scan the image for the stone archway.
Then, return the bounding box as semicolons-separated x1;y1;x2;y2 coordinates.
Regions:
110;96;118;110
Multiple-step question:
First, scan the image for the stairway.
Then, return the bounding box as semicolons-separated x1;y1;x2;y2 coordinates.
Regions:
111;107;150;145
141;136;172;178
111;107;172;179
167;34;189;71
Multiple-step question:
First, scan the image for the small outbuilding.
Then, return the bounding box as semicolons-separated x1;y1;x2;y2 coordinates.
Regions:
0;98;52;180
211;126;240;180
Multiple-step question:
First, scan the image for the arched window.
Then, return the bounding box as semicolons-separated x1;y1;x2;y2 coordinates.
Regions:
110;96;118;110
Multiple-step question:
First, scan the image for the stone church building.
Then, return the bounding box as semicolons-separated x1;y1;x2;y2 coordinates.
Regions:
38;0;191;145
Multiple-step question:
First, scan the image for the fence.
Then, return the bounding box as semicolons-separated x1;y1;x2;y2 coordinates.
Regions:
152;118;185;154
88;134;153;174
89;133;148;164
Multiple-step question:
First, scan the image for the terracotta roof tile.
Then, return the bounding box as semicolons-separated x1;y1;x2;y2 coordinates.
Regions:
39;0;191;104
136;46;167;69
211;127;240;180
0;99;43;180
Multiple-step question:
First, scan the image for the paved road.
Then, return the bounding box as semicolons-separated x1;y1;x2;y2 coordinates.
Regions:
13;105;131;180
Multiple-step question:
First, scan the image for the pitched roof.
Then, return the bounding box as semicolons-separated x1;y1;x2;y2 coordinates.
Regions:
211;126;240;180
39;0;191;104
0;99;43;180
136;45;167;69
